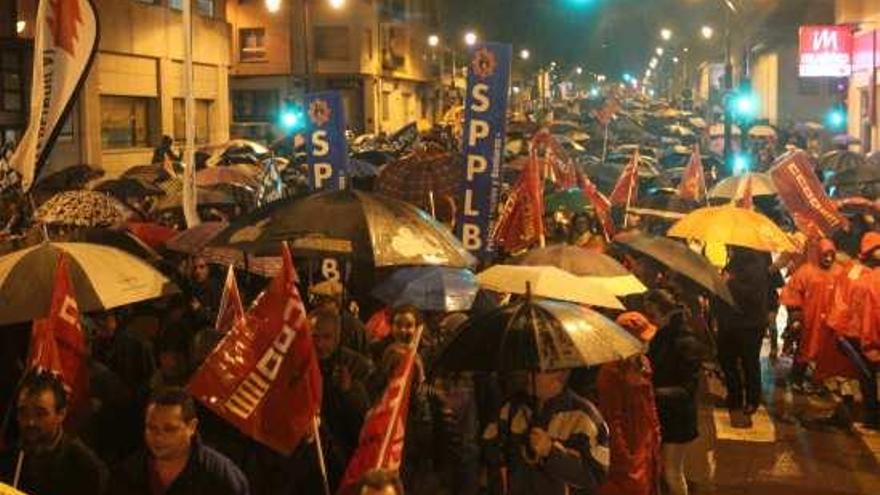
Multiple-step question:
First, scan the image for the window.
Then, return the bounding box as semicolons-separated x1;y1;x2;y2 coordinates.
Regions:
173;98;212;144
315;26;351;61
239;28;267;62
402;93;412;119
101;96;158;149
232;90;279;122
169;0;213;16
0;50;23;112
381;92;390;121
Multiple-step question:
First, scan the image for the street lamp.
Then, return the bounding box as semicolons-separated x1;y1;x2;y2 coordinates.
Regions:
520;49;530;60
428;34;440;47
672;56;680;63
576;66;583;75
660;28;672;41
265;0;281;12
655;47;664;56
328;0;346;9
701;25;714;40
464;31;478;46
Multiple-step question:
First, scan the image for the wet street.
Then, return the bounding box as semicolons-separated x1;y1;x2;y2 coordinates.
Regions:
688;349;880;494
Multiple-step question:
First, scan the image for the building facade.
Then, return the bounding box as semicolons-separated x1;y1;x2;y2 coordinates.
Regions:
837;0;880;152
13;0;231;178
226;0;439;138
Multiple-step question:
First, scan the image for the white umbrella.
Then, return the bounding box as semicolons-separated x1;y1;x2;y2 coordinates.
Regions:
709;172;777;199
476;264;624;310
748;125;777;138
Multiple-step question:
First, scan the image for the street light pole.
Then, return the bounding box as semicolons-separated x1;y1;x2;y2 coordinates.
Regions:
182;0;200;227
302;0;312;92
723;5;734;173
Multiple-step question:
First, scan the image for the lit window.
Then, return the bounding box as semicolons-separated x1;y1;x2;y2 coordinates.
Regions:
101;96;159;149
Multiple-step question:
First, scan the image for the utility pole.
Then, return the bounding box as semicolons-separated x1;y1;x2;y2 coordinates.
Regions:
182;0;200;227
722;4;734;174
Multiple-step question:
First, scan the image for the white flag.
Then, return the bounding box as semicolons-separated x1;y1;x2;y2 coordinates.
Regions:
10;0;99;191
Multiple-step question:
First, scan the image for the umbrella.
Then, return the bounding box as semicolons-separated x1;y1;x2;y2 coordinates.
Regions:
708;172;777;199
513;244;646;296
34;190;132;228
376;152;462;213
154;180;238;211
832;135;861;147
352;150;396;167
0;242;179;325
126;222;179;250
667;204;797;252
347;158;379;178
476;265;624;310
92;177;165;198
747;125;777;138
614;231;735;306
66;228;162;262
819;150;866;173
828;165;880;198
212;189;476;268
433;298;643;372
372;266;478;312
165;221;227;254
121;164;172;183
34;164;104;191
0;482;29;495
195;165;259;188
200;247;282;278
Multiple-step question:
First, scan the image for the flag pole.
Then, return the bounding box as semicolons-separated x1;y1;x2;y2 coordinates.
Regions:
623;152;637;229
375;326;423;466
182;0;200;228
12;450;24;488
602;122;609;162
312;416;331;495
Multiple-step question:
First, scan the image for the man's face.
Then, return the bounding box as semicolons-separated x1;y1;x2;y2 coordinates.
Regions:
191;258;210;283
528;371;566;402
145;404;196;461
819;249;835;269
391;312;419;344
17;389;65;451
313;320;340;360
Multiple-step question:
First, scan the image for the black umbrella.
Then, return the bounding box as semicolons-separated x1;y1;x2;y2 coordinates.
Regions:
827;165;880;198
121;164;172;183
93;177;165;199
211;189;475;268
614;231;736;306
433;298;643;372
819;150;866;173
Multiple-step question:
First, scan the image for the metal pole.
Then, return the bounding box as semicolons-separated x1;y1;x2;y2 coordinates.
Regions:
182;0;200;227
437;48;445;121
722;6;734;174
302;0;312;92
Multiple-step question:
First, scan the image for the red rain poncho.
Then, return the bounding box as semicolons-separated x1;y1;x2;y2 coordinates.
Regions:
856;268;880;363
780;261;843;362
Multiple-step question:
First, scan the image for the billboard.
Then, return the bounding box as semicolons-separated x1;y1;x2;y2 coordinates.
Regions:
799;25;853;78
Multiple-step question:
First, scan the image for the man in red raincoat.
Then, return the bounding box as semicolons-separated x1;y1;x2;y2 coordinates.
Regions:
597;312;662;495
780;239;844;389
849;232;880;428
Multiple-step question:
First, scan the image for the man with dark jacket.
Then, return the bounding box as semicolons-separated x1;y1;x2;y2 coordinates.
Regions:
0;372;108;495
109;387;249;495
716;247;771;415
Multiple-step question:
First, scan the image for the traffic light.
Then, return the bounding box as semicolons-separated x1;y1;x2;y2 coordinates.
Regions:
730;81;758;123
825;106;847;132
733;151;751;175
279;100;305;133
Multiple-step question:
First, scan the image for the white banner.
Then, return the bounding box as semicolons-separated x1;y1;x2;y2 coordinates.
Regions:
10;0;100;191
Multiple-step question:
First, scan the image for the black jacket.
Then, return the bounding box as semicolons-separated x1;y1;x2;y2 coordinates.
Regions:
0;433;108;495
647;312;703;444
109;437;250;495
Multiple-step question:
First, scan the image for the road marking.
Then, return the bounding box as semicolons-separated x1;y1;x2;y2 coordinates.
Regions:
712;406;777;442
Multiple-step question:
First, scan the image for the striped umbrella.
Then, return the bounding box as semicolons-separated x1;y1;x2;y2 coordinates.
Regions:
0;242;179;325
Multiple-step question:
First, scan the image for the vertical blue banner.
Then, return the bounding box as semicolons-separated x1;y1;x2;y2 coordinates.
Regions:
305;91;348;191
454;42;512;258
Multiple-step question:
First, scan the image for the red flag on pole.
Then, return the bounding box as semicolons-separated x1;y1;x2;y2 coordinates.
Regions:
735;175;754;209
336;331;422;494
577;171;616;240
188;243;322;455
677;145;707;202
491;145;545;253
28;253;89;416
215;265;245;334
609;150;640;206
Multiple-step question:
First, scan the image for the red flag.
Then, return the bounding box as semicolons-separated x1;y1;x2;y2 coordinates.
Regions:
491;146;544;253
770;150;849;237
188;243;322;455
677;145;706;202
577;170;616;240
28;253;89;416
337;333;422;494
609;150;640;206
735;175;754;209
215;265;245;334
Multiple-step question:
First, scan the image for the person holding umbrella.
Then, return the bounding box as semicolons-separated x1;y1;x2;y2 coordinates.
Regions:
482;369;610;495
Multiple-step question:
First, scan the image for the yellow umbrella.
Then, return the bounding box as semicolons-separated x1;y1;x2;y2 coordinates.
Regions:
667;204;797;253
476;265;624;310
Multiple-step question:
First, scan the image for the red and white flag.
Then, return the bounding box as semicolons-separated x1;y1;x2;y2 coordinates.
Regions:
609;150;640;206
28;253;89;415
577;171;616;240
337;332;422;494
188;243;322;455
215;265;245;334
10;0;100;190
677;145;707;202
491;145;544;253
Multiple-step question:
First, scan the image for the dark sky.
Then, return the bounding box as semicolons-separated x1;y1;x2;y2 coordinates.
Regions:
438;0;835;79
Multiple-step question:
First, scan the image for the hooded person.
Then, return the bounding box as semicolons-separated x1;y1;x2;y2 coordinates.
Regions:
780;238;845;390
597;312;662;495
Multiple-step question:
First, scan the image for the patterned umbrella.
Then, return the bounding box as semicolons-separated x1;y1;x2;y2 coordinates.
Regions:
165;222;227;254
35;190;132;228
0;242;178;325
121;164;172;184
377;151;462;213
819;150;866;173
195;165;260;188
